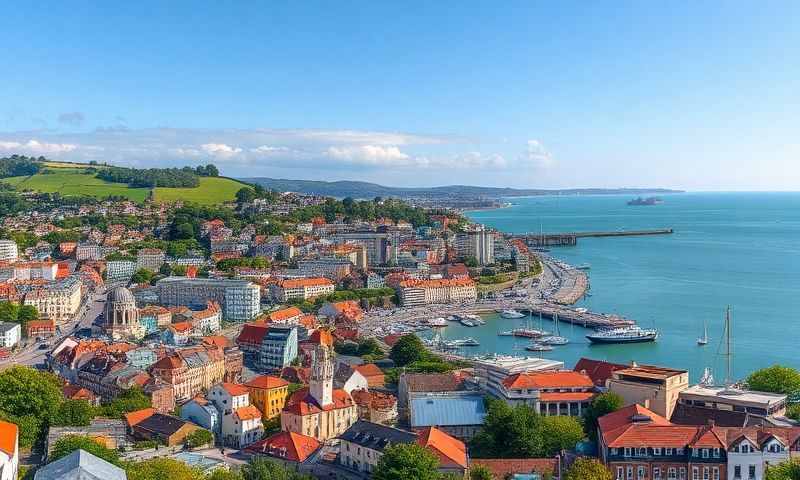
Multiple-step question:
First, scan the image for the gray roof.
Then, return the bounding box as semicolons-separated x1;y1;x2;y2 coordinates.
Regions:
410;394;487;427
0;322;20;334
35;449;127;480
108;286;135;304
339;420;416;452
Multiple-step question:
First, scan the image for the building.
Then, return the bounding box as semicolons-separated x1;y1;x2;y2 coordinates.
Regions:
471;459;559;480
725;427;800;480
672;385;788;427
455;224;494;265
244;375;290;420
334;365;369;395
598;404;727;480
416;426;470;476
471;354;564;398
34;449;127;480
208;383;264;448
0;323;21;349
46;419;129;457
398;278;477;307
23;277;83;323
136;248;165;272
297;257;352;281
398;372;470;423
244;431;321;468
75;243;104;261
353;364;385;388
105;287;144;341
574;357;628;388
236;322;270;359
339;420;417;475
332;233;390;265
319;300;364;324
409;393;487;441
138;305;172;330
497;371;596;416
281;342;358;441
106;260;136;282
180;396;220;434
25;319;56;339
366;273;385;289
156;277;261;321
271;278;335;302
0;240;18;262
260;325;298;372
0;419;18;480
128;410;201;447
149;345;226;402
608;363;690;419
351;389;398;425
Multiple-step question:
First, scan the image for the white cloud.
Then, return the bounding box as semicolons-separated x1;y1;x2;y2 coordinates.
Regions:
250;145;290;155
325;145;414;166
520;139;554;168
200;143;242;158
0;139;78;154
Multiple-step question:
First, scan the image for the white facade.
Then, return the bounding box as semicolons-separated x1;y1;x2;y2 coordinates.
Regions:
156;277;261;321
0;241;18;262
0;323;20;349
455;225;495;265
208;384;264;448
106;261;136;282
727;436;791;480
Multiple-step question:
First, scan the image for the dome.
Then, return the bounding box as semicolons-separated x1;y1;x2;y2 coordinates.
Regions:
108;286;135;305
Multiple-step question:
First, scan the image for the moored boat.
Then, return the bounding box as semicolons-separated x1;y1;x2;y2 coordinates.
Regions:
586;326;659;344
500;309;526;319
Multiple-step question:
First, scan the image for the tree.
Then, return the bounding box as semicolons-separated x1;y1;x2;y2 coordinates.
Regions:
236;187;256;205
262;416;281;436
372;444;441;480
470;400;585;459
746;366;800;396
239;457;313;480
0;366;63;448
463;256;479;268
208;470;243;480
126;458;205;480
766;459;800;480
159;263;172;276
787;404;800;422
131;268;154;284
582;392;624;441
469;464;494;480
98;387;151;418
175;222;195;240
51;399;95;427
564;458;613;480
17;304;38;324
389;334;428;367
50;435;121;466
184;428;213;448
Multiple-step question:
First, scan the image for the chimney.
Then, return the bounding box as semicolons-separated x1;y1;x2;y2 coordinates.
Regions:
707;419;715;428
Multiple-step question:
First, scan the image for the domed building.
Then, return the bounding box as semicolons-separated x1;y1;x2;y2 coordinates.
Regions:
105;286;144;340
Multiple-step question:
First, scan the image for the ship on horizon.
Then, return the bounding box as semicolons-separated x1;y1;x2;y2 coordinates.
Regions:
627;196;664;206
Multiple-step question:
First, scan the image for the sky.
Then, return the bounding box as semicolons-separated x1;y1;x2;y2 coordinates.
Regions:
1;1;799;190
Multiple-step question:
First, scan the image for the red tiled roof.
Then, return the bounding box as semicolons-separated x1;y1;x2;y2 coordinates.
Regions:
471;458;558;479
63;384;96;401
279;278;334;288
502;371;594;390
202;335;232;349
170;321;192;333
234;405;262;421
244;431;321;462
282;387;354;415
416;426;468;469
0;419;17;457
574;357;628;387
267;307;303;322
245;375;289;390
599;404;672;446
221;382;250;397
307;329;333;347
353;364;384;379
237;323;270;346
399;277;475;288
125;407;156;427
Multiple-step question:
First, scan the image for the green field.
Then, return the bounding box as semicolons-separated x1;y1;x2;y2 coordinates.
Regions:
153;177;248;204
2;171;150;202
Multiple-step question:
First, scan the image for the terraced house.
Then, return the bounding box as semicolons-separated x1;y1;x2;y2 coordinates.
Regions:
150;344;226;402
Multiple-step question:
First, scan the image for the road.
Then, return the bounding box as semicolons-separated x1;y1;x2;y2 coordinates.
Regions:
2;285;108;368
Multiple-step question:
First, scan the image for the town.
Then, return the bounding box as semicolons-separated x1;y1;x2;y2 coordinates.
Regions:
0;157;798;480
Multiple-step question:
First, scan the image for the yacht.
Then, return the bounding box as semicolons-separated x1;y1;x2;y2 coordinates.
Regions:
697;319;709;346
428;317;448;327
500;309;526;319
539;335;569;346
451;337;480;347
525;342;554;352
586;326;659;344
460;318;476;327
512;328;546;338
497;330;515;336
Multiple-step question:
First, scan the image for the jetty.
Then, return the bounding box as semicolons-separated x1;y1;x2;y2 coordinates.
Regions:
514;228;673;247
510;303;635;329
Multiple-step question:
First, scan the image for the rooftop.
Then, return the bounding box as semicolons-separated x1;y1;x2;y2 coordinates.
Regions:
613;363;688;381
680;384;787;407
339;420;416;452
411;394;486;427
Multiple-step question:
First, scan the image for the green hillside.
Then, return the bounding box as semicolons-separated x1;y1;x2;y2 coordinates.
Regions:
1;164;250;205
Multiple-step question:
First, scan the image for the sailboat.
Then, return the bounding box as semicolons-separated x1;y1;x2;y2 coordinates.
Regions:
540;313;569;345
697;319;709;345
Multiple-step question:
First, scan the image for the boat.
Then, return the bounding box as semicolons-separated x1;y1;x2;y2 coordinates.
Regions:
525;342;553;352
460;319;476;327
575;307;588;314
451;337;480;347
586;326;659;344
539;312;569;345
497;330;514;336
697;319;709;345
512;328;545;338
699;367;715;387
576;263;591;270
627;196;664;206
500;309;526;319
428;317;448;327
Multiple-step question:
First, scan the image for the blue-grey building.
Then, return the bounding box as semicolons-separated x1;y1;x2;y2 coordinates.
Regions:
258;325;298;372
409;393;486;441
125;347;158;369
35;449;127;480
180;398;220;434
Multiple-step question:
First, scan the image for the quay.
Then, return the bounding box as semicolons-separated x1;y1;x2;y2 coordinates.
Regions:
512;302;635;329
514;228;673;247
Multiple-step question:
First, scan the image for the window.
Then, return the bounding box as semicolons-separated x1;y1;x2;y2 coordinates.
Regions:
712;448;720;457
677;448;685;455
692;449;699;457
617;467;624;480
668;467;677;480
654;448;662;455
654;467;661;480
702;449;709;459
703;467;709;480
733;466;741;479
611;448;618;455
712;467;719;480
628;466;633;480
666;448;673;456
639;448;647;457
638;466;646;480
692;467;699;480
748;465;756;479
625;447;632;457
680;467;686;480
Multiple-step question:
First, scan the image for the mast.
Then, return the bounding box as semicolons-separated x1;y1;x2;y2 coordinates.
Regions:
724;306;733;387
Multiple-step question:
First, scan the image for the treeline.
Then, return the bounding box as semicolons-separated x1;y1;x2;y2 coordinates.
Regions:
0;155;42;178
96;164;219;188
290;197;431;227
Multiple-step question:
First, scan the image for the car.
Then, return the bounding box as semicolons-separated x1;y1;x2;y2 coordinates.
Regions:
38;343;50;350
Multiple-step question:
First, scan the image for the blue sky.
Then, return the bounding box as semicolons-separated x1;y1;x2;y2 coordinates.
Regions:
1;1;798;190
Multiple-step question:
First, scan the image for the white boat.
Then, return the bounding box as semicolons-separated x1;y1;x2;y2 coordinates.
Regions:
539;335;569;346
526;342;554;352
500;309;526;319
575;307;588;314
428;317;448;327
460;319;476;327
497;330;514;336
451;337;480;347
697;319;709;345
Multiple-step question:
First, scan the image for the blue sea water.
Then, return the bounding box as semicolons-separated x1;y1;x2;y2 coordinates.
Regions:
456;192;800;382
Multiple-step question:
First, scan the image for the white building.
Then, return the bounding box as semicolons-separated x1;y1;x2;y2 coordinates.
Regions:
106;261;136;282
470;354;563;398
0;419;18;480
208;383;264;448
726;428;798;480
0;241;18;262
75;243;103;261
136;248;165;272
455;224;495;265
23;277;83;323
156;277;261;321
398;278;477;307
271;278;335;302
0;323;20;349
338;420;417;475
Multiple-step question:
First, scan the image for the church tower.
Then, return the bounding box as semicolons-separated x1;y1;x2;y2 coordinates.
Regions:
309;343;334;407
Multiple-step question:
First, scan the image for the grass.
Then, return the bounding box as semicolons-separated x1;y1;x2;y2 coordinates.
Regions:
2;171;150;202
153;176;249;205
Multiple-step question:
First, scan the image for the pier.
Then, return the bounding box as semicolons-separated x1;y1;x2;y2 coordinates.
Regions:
515;228;673;247
515;302;635;329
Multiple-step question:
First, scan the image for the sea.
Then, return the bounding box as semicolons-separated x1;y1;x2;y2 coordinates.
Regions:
438;192;800;382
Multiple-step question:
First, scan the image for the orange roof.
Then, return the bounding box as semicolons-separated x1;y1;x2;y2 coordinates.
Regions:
237;323;270;346
283;387;354;415
245;375;289;390
279;277;334;289
125;407;156;427
63;384;96;401
299;314;317;329
0;419;17;457
245;431;321;462
502;371;594;390
471;459;557;479
268;307;303;322
221;382;250;397
170;321;193;333
353;364;384;379
307;329;333;347
539;392;596;402
599;404;673;447
416;426;468;469
202;335;232;349
234;405;262;421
